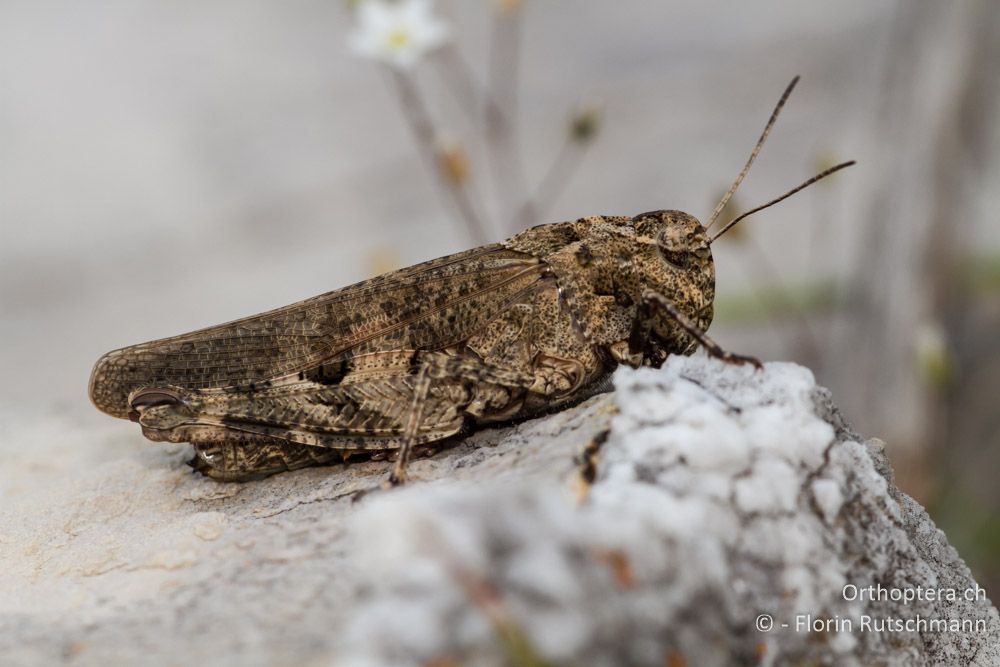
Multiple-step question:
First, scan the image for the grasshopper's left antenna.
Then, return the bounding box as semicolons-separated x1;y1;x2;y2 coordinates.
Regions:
705;76;799;232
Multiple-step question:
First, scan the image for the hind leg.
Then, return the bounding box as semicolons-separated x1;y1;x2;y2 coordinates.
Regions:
190;440;349;481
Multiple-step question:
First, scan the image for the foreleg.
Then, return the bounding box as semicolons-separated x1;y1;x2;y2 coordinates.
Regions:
639;289;762;369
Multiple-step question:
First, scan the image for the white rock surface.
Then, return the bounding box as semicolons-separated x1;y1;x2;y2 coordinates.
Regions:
1;356;997;666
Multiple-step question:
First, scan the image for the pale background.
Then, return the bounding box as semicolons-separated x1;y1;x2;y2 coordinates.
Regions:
2;1;998;588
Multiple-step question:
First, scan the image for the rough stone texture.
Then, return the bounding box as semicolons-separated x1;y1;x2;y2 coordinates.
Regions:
1;356;997;666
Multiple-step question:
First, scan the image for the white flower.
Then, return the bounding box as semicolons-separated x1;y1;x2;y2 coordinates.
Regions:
348;0;450;69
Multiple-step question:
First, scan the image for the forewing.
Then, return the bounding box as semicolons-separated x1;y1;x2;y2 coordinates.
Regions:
90;244;548;418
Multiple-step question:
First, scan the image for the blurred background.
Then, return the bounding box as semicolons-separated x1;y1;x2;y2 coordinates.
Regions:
1;1;998;592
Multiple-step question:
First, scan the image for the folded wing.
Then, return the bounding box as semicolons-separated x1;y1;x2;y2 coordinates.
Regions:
90;245;549;418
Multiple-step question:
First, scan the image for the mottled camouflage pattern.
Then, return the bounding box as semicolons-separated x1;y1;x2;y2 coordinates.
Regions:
89;210;714;480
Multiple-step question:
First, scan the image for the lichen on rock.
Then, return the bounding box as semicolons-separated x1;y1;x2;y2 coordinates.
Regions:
0;356;996;666
339;358;1000;666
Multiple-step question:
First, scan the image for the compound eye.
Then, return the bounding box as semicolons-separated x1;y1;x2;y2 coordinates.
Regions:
656;228;690;270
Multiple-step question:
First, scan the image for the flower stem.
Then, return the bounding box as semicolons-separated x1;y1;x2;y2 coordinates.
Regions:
513;135;590;231
387;67;492;245
486;7;529;229
433;46;510;130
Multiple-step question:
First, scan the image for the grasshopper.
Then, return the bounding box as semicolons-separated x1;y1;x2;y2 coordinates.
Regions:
89;77;852;484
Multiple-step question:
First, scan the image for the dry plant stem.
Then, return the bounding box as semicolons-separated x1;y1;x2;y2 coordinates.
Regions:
513;137;589;230
486;8;530;228
432;46;480;118
387;67;491;245
433;46;511;132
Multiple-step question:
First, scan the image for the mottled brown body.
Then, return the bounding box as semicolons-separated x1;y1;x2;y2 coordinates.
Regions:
89;211;716;480
90;76;849;483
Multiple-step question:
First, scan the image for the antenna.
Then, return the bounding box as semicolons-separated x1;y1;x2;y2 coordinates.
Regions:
710;161;856;243
705;76;800;232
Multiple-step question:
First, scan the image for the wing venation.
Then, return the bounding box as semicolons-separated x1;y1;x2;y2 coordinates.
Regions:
90;244;550;417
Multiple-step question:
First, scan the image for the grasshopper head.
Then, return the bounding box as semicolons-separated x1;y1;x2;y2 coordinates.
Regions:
623;209;716;363
518;211;716;365
632;209;713;274
630;210;715;312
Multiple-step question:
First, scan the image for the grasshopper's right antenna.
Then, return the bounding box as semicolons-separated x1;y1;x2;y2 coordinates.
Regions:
705;76;799;232
710;160;855;243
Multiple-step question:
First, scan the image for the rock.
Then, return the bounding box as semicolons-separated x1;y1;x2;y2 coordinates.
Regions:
0;356;996;666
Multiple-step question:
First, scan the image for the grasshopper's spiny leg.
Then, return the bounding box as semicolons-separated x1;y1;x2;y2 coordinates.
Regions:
387;361;432;486
641;289;763;369
383;350;539;486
